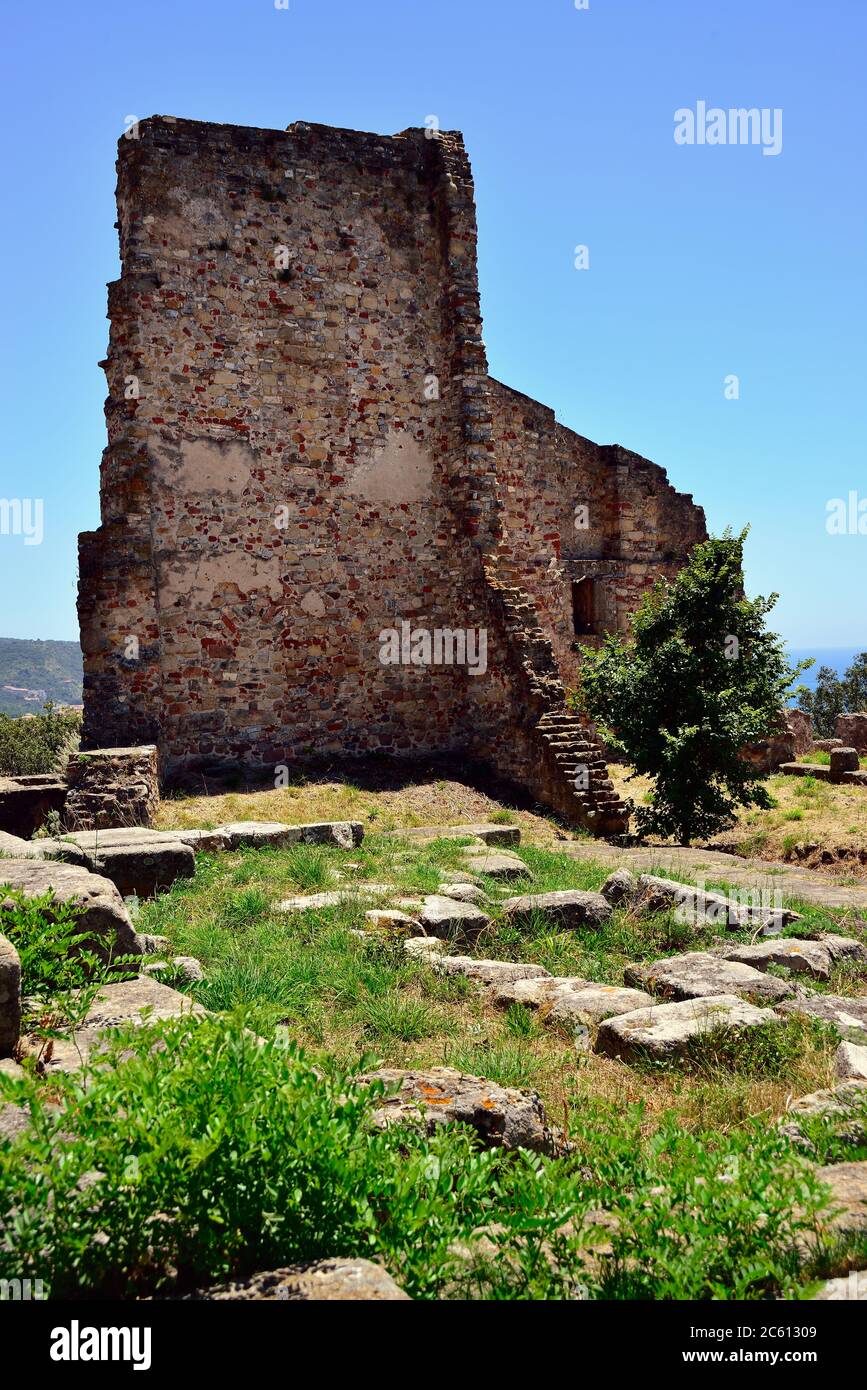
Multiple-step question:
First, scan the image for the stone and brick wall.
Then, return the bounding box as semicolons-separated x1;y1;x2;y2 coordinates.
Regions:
78;117;706;834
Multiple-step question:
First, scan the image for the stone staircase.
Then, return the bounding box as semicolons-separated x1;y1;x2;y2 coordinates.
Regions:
483;563;629;836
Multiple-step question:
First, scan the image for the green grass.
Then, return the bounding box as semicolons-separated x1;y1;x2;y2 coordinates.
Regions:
5;824;867;1301
0;1012;849;1301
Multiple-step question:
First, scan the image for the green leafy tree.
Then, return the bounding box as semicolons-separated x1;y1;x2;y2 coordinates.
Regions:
794;652;867;737
794;666;846;738
577;530;804;844
842;652;867;714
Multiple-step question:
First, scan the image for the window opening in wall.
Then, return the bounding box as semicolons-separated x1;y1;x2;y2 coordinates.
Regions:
571;577;596;636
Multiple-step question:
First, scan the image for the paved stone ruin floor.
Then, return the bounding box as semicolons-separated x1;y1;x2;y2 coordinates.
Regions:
2;802;867;1300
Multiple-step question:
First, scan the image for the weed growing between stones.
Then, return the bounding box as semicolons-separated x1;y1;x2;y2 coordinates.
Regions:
0;1013;847;1301
1;889;137;1058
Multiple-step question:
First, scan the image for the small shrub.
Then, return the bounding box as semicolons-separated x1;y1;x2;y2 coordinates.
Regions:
0;705;81;777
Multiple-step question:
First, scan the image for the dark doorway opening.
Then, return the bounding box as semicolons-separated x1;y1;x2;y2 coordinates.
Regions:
571;577;596;636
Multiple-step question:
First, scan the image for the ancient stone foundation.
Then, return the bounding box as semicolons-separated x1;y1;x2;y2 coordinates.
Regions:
78;116;706;835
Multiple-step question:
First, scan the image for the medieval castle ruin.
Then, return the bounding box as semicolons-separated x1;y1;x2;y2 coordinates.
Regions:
77;117;706;835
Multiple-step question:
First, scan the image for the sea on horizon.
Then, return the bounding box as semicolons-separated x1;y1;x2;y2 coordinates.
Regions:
786;646;865;692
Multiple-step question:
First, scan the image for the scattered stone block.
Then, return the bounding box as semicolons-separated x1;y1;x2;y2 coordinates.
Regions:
821;934;867;965
0;860;142;966
25;974;205;1073
837;1040;867;1081
814;1160;867;1237
277;884;394;913
632;873;801;931
776;993;867;1041
0;830;43;859
491;975;587;1011
387;823;520;847
438;868;483;886
170;827;232;853
595;994;781;1063
779;1081;867;1153
403;936;448;960
185;1258;410;1301
65;745;159;831
411;894;492;941
45;829;195;898
600;869;637;906
785;708;814;757
436;882;487;904
0;933;21;1057
364;909;420;932
499;889;612;931
830;747;860;780
714;938;836;981
624;952;793;1004
460;847;531;881
364;1066;558;1154
142;956;205;985
545;982;655;1029
0;1056;29;1142
138;933;171;956
432;956;551;986
218;820;363;850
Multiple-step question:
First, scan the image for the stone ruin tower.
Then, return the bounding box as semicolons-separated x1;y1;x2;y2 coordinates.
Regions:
78;116;706;836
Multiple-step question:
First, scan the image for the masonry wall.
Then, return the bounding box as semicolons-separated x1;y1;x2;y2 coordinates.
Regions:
488;379;706;689
79;116;705;833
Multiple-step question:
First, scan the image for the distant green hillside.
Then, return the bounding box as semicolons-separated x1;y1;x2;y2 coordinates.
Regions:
0;638;83;717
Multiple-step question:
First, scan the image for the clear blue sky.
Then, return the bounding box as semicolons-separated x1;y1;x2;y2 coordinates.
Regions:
1;0;864;647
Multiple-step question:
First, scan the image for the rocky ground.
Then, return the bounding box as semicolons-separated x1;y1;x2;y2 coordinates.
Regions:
2;786;867;1300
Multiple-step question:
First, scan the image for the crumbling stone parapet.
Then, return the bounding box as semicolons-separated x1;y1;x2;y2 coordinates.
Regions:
65;745;159;831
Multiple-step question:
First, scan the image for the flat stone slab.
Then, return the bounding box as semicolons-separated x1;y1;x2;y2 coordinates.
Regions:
22;974;204;1073
432;956;551;986
0;860;142;965
595;994;780;1063
814;1160;867;1237
0;830;44;859
84;841;193;899
625;952;793;1005
545;982;656;1029
403;936;448;961
386;823;520;847
821;934;867;964
36;829;195;898
600;869;637;906
776;993;867;1041
364;1066;558;1154
491;975;590;1010
436;882;487;904
408;894;492;941
364;909;420;932
499;889;612;931
778;1081;867;1153
184;1258;409;1301
219;820;363;850
632;873;802;931
561;841;867;914
713;938;840;981
490;975;653;1026
170;827;233;853
460;847;532;881
837;1040;867;1081
277;884;394;912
